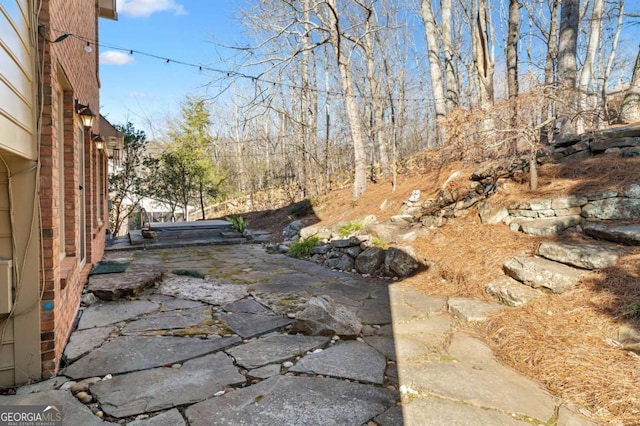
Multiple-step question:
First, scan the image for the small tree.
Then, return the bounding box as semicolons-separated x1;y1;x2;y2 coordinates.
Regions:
109;122;147;236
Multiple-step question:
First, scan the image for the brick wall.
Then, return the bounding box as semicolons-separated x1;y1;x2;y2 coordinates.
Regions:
38;0;108;378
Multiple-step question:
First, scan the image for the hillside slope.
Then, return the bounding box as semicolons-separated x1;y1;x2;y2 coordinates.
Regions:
241;154;640;425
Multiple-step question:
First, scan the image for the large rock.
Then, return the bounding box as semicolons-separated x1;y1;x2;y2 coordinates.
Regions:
384;246;422;278
537;241;620;270
447;298;504;322
290;295;362;337
485;276;545;307
366;222;423;243
590;136;640;152
503;256;584;294
583;222;640;245
324;254;355;271
355;247;385;275
477;200;509;224
581;198;640;220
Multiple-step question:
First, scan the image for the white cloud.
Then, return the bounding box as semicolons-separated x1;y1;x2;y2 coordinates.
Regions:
116;0;187;18
100;51;134;65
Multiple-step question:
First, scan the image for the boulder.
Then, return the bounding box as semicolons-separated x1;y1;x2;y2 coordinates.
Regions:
366;222;422;244
503;256;584;294
355;248;385;275
324;254;354;272
290;295;362;337
582;222;640;246
300;226;332;240
581;198;640;220
283;220;303;241
384;246;422;278
477;200;509;224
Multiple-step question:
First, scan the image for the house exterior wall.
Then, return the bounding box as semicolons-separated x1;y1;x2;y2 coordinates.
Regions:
38;0;108;379
0;0;110;386
0;0;43;387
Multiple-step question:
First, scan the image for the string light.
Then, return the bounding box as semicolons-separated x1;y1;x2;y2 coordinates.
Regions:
43;25;433;104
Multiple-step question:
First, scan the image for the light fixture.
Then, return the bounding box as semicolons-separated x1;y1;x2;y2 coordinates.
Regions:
92;133;105;150
84;42;92;53
75;100;96;129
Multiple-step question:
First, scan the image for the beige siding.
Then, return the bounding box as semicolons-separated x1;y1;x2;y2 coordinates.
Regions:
0;0;36;160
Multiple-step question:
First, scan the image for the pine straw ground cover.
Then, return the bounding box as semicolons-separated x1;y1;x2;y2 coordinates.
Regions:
239;154;640;425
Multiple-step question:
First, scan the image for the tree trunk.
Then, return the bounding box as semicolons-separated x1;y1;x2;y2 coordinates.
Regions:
619;49;640;124
577;0;604;132
441;0;458;110
420;0;447;143
603;0;625;122
557;0;579;136
322;0;368;199
506;0;521;101
544;0;560;89
472;0;494;109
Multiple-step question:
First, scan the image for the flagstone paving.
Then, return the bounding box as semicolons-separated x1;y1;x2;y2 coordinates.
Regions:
0;243;596;425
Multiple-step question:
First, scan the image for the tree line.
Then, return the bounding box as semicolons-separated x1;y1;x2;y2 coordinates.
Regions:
111;0;640;232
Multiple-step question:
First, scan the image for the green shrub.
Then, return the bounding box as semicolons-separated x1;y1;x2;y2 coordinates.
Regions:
370;236;387;249
288;199;315;219
337;221;364;238
226;215;249;233
172;269;205;279
288;236;320;258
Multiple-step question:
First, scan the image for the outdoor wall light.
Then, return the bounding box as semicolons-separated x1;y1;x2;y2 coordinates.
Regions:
75;100;96;129
92;133;105;150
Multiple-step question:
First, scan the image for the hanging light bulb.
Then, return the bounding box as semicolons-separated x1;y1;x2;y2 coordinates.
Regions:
84;42;92;53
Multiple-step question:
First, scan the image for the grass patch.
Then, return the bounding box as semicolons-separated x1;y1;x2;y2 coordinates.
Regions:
172;269;206;279
288;236;320;258
337;221;364;238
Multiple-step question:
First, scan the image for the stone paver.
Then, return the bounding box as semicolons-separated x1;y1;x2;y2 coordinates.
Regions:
78;300;159;329
126;408;186;426
122;306;213;334
87;265;164;300
226;334;330;369
216;312;292;339
64;335;240;379
64;326;114;361
447;297;505;322
290;340;387;384
91;352;245;418
185;375;396;426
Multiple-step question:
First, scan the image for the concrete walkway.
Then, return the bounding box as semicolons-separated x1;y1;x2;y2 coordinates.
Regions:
1;243;595;425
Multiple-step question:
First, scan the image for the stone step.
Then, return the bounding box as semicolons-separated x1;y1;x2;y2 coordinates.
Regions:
509;215;581;237
537;240;621;270
485;276;546;307
582;222;640;246
503;256;585;294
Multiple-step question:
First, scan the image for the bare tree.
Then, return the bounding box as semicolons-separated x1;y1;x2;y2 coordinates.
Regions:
441;0;459;110
577;0;604;132
556;0;580;135
619;48;640;123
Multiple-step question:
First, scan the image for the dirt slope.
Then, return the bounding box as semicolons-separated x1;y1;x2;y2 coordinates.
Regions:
239;154;640;425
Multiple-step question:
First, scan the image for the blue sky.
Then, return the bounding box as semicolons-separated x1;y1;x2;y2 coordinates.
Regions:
98;0;248;134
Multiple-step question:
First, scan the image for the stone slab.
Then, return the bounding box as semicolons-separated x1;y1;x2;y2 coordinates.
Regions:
391;316;453;361
78;300;159;330
537;241;620;269
185;375;396;426
509;216;581;236
225;334;330;369
91;352;245;418
356;297;392;325
158;276;248;305
88;265;164;300
397;334;556;422
503;256;584;293
447;297;505;322
64;335;240;379
217;312;292;339
14;376;70;395
248;364;282;379
402;395;529;425
223;298;270;314
146;295;207;311
583;222;640;246
0;390;112;425
290;340;387;384
362;335;396;361
122;306;213;334
64;326;114;361
126;408;186;426
485;276;544;307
